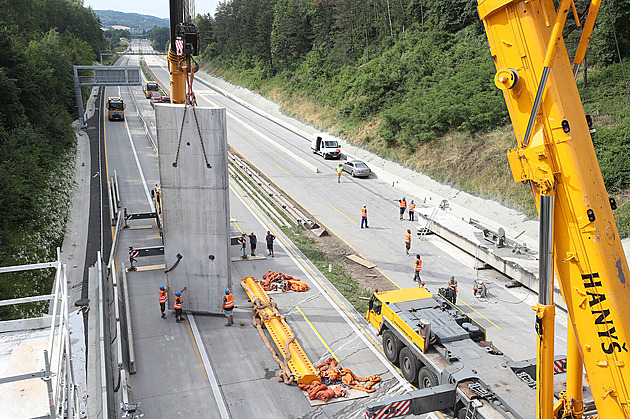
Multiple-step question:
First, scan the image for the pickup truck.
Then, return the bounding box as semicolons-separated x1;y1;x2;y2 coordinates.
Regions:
311;133;341;159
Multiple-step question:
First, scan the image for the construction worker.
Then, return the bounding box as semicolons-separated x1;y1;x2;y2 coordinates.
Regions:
394;197;407;221
405;229;412;255
159;285;169;319
174;286;187;323
266;231;276;257
223;289;234;326
413;254;422;282
409;200;416;221
361;204;369;228
249;232;257;256
337;164;343;183
448;276;458;304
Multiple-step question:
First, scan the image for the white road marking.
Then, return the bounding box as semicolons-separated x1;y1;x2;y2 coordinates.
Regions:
231;184;414;391
188;314;231;419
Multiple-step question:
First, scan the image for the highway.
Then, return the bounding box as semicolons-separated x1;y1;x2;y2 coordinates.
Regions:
93;39;570;417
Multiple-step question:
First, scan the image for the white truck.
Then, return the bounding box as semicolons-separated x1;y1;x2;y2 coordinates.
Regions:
311;133;341;159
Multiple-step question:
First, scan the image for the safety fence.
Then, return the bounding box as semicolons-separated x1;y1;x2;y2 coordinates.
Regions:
0;250;81;418
103;211;142;418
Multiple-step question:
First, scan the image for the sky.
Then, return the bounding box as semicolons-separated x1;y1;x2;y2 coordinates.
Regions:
82;0;218;20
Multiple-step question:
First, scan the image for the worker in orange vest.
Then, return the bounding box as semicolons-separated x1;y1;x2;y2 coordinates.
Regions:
223;289;234;326
394;197;407;221
361;204;369;228
159;285;169;319
447;276;458;304
409;200;416;221
413;254;422;283
174;286;187;323
405;229;412;255
337;164;343;183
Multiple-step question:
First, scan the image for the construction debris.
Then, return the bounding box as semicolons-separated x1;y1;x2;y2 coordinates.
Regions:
261;271;309;292
298;357;381;403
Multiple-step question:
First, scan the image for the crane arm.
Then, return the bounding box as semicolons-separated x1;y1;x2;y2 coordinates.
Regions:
477;0;630;417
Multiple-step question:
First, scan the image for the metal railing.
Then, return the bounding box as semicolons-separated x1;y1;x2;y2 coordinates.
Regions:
0;249;79;418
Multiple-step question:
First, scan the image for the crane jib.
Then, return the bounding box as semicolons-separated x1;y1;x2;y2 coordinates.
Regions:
582;272;628;354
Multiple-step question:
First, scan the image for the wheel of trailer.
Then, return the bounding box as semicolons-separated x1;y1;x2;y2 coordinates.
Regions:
418;366;438;389
398;347;420;383
382;330;402;364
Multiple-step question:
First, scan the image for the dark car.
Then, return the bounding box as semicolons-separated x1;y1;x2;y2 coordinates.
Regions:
342;160;372;177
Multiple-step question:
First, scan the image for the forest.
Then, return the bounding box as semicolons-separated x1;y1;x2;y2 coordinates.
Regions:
0;0;105;318
197;0;630;233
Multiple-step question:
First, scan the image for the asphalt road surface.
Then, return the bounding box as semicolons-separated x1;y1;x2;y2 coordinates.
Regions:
94;40;570;418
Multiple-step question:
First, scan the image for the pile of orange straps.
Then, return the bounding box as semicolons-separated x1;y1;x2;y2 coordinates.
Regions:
298;357;381;403
261;271;309;292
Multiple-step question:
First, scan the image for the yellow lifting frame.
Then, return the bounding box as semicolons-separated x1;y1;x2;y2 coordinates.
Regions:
241;277;318;385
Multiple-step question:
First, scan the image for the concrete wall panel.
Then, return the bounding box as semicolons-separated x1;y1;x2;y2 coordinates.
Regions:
155;104;230;314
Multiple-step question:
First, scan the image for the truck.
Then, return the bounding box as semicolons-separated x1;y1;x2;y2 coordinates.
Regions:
311;133;341;159
143;81;159;99
365;287;564;419
106;97;125;121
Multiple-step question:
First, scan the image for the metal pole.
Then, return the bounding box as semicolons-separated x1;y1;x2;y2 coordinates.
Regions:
73;66;86;127
536;194;555;419
44;350;56;419
539;195;554;304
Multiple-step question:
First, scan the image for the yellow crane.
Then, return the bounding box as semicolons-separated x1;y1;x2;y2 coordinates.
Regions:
168;0;199;104
478;0;630;417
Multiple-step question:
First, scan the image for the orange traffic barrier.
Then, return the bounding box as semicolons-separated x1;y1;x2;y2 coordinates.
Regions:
241;277;318;385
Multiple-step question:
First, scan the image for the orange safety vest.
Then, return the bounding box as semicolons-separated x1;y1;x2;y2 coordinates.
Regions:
415;259;422;272
409;202;415;212
159;290;168;303
362;207;367;218
400;199;406;209
224;293;234;309
405;232;411;243
174;295;182;309
449;279;458;290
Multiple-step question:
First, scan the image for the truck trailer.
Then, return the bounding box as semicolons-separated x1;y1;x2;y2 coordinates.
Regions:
365;287;565;419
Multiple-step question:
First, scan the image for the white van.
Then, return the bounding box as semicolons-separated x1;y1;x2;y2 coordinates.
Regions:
311;133;341;159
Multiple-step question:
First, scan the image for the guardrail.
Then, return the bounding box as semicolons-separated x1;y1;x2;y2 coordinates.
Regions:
229;152;325;235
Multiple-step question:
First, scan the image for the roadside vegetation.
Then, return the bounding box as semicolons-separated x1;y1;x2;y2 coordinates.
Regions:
196;0;630;235
0;0;105;319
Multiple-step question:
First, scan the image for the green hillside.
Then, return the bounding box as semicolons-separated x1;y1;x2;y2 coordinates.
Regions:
0;0;105;319
196;0;630;235
95;9;168;33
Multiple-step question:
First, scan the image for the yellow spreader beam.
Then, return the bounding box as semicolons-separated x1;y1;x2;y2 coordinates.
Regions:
241;277;318;385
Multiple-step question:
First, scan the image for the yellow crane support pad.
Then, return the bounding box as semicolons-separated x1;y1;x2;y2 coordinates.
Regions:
241;277;318;385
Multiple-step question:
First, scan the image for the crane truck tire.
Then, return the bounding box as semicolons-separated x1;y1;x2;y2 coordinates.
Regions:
382;330;402;364
418;366;438;388
399;347;421;384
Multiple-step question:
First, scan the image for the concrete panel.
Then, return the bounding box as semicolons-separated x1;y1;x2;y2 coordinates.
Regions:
155;104;230;314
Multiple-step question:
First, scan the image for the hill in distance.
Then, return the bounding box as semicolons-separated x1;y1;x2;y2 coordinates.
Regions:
96;10;168;33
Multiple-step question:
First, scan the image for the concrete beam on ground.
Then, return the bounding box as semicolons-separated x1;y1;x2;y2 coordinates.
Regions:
155;104;231;314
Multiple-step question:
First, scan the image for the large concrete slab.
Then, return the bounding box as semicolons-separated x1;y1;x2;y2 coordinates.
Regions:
155;104;230;314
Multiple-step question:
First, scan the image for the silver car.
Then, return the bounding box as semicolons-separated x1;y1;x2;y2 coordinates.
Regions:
342;160;372;177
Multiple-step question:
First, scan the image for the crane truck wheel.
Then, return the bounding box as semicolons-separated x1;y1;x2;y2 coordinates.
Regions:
418;366;438;388
399;347;420;384
382;330;402;364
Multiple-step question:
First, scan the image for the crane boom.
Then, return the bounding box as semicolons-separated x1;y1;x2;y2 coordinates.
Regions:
477;0;630;417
